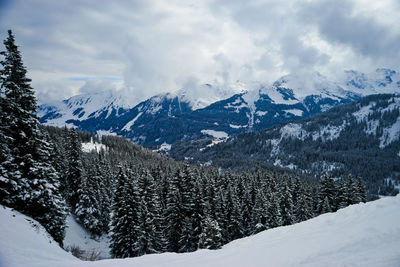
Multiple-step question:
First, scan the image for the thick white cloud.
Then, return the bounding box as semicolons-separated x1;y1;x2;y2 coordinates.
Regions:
0;0;399;104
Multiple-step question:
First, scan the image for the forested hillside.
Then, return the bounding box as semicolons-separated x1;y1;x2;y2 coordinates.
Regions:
43;126;367;257
171;94;400;197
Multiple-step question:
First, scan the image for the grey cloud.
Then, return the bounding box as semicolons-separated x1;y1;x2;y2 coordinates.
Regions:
279;34;330;71
1;0;399;104
297;0;400;63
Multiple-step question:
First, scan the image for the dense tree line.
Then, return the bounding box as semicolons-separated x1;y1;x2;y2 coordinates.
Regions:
0;30;368;259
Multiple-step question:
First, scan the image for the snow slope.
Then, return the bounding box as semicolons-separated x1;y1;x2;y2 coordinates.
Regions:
64;215;111;259
2;195;400;267
0;206;78;267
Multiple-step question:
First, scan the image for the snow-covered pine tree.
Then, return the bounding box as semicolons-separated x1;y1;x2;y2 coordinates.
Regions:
198;216;222;250
318;175;337;213
280;181;295;226
135;168;164;255
356;177;367;203
165;168;184;252
178;164;203;252
267;193;282;228
320;196;332;213
224;183;243;242
295;190;313;222
0;94;18;205
345;175;358;205
65;128;85;210
0;30;67;244
337;178;349;209
74;174;103;236
250;188;268;234
110;168;140;258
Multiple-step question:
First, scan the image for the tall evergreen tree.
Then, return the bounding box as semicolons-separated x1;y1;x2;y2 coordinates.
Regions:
178;164;203;252
295;190;313;222
250;188;268;234
280;182;295;226
198;216;222;250
356;177;367;203
165;168;184;252
318;175;337;213
65;128;85;210
74;174;102;236
135;168;165;255
110;168;140;258
267;194;282;228
0;30;67;244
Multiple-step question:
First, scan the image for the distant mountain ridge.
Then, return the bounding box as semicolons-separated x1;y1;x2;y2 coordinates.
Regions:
170;94;400;195
38;69;400;148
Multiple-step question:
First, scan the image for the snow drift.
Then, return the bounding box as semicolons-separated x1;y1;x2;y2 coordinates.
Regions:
1;195;400;267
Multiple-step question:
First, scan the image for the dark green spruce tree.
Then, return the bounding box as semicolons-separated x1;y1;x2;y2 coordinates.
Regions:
110;168;140;258
0;30;67;244
135;168;165;255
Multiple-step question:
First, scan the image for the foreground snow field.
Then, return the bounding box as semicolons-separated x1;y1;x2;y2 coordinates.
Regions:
1;195;400;267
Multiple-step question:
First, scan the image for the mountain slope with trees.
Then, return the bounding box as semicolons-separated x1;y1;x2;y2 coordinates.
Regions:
171;94;400;197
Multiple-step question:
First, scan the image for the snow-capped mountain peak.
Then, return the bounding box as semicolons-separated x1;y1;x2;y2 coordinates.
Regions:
38;69;399;148
343;68;400;95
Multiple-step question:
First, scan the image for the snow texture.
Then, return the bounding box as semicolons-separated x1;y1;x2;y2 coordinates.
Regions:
2;195;400;267
0;206;78;267
380;116;400;148
81;138;107;153
201;130;228;139
122;112;142;131
155;142;172;152
64;215;111;259
284;109;303;116
229;124;247;129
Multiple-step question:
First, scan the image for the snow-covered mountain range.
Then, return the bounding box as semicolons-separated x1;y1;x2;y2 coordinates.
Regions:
38;69;400;148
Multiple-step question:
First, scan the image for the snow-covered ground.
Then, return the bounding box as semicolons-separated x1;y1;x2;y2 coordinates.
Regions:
1;195;400;267
81;138;108;153
0;206;79;267
154;142;172;152
200;129;228;139
64;215;110;259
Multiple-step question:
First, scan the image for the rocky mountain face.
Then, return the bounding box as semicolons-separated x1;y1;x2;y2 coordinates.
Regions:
38;69;400;148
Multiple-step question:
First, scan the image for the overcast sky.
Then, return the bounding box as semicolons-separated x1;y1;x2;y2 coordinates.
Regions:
0;0;399;104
